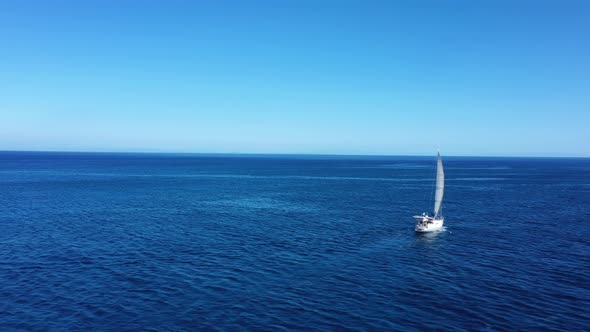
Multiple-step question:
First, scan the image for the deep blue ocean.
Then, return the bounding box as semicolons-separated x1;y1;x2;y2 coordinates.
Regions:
1;152;589;331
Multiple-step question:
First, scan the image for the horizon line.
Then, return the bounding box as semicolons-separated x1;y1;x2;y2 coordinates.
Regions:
0;149;588;159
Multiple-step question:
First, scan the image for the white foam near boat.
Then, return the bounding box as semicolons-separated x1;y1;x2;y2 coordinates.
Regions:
413;150;445;232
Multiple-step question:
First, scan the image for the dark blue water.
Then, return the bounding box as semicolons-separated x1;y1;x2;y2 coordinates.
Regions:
1;152;589;331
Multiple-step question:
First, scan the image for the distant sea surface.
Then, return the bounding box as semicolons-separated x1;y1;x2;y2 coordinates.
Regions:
1;152;589;331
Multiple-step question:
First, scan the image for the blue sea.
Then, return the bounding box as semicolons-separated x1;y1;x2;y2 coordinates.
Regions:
1;151;589;331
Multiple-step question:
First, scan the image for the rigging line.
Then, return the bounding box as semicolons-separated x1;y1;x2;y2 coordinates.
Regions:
420;160;430;210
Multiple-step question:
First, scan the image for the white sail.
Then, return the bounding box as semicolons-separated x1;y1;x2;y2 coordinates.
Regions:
433;151;444;217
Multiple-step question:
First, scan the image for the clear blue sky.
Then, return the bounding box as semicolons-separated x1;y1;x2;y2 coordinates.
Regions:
1;1;588;156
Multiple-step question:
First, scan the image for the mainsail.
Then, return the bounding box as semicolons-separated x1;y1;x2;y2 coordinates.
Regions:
433;151;445;218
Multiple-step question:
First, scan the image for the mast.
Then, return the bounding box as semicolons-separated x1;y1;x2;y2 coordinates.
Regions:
433;150;445;218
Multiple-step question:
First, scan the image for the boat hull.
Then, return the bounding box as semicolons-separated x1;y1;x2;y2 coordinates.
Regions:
414;217;444;232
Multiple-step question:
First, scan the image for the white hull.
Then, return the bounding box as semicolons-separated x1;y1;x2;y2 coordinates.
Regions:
414;216;444;232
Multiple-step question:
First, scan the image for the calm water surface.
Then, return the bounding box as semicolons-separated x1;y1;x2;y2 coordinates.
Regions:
1;152;589;331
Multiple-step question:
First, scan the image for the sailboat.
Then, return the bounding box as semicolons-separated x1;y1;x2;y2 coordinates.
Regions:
413;150;445;232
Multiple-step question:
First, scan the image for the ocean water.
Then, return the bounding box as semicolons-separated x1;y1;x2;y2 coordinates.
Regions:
1;152;589;331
